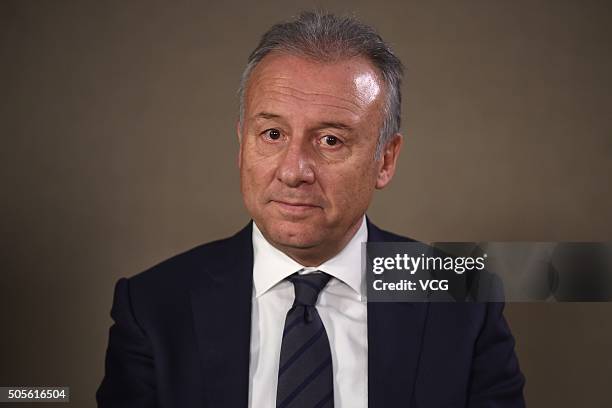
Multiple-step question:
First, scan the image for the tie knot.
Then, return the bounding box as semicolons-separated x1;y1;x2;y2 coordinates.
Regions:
289;272;331;306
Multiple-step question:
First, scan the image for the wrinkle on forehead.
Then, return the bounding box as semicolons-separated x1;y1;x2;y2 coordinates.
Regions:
245;54;385;125
255;84;364;117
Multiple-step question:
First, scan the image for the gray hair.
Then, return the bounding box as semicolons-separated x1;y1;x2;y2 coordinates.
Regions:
238;11;403;159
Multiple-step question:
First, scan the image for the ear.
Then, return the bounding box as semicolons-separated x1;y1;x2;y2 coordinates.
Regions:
375;133;403;189
236;120;243;169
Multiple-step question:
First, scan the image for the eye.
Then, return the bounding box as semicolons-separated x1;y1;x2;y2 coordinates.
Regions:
320;135;341;147
262;128;282;141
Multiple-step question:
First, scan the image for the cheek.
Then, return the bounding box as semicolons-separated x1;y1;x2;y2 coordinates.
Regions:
323;162;378;211
240;150;277;200
241;137;280;171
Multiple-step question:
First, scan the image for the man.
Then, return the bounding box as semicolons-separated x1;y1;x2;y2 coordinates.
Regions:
97;11;525;407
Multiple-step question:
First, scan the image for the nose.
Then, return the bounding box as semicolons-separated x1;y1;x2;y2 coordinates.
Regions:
276;136;316;187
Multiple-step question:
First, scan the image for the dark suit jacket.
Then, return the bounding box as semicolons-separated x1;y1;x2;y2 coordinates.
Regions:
97;220;525;407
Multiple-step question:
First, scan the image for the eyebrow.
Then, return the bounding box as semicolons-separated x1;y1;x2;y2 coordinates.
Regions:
254;112;282;120
254;112;353;131
318;121;353;131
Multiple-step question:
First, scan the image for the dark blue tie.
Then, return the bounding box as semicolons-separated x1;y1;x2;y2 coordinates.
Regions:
276;272;334;408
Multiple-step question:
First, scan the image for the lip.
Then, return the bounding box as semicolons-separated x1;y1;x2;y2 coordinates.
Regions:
271;200;321;215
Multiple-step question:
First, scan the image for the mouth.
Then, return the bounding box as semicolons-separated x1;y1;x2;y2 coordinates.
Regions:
270;200;322;216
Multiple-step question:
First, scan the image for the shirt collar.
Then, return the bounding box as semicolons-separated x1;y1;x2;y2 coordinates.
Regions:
252;215;368;298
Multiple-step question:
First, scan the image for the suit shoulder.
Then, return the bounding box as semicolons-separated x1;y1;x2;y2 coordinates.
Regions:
377;229;416;243
127;223;252;290
367;219;418;243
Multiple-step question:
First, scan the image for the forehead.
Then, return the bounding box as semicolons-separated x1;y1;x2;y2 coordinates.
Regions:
245;52;384;124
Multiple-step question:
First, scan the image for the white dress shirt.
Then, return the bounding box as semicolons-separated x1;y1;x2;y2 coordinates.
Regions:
248;216;368;408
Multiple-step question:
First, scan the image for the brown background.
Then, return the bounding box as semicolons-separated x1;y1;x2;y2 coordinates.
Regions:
1;1;611;406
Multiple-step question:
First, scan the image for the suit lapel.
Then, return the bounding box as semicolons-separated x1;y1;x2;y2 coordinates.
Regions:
190;223;254;407
367;219;429;407
189;219;429;407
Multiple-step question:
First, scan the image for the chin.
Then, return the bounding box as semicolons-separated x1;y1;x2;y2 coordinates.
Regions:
266;220;323;250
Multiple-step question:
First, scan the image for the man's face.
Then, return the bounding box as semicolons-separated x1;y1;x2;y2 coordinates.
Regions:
238;52;400;263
